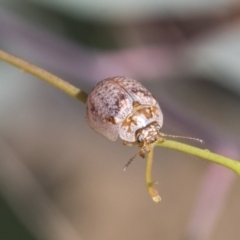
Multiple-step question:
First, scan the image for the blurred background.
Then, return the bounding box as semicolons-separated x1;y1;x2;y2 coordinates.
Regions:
0;0;240;240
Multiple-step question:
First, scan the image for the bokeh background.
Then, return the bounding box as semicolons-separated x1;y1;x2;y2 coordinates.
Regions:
0;1;240;240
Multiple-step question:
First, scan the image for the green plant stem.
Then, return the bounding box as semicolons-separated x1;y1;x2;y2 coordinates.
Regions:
146;144;161;203
157;139;240;175
0;49;88;103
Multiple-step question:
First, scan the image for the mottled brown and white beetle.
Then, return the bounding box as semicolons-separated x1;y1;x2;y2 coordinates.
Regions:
86;76;163;161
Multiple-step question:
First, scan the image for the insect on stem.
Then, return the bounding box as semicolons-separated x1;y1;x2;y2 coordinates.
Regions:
1;50;240;202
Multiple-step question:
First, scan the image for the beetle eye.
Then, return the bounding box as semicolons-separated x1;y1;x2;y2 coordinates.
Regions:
138;135;143;143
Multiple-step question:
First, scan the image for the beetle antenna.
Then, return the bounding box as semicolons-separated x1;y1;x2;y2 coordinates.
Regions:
123;151;139;171
160;132;204;143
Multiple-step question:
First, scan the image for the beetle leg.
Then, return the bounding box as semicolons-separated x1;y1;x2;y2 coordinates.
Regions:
139;145;150;158
123;140;138;147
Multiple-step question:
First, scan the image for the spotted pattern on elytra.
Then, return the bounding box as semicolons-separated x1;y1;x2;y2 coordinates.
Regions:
86;76;163;144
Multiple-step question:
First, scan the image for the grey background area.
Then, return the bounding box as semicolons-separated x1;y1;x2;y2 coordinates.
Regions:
0;1;240;240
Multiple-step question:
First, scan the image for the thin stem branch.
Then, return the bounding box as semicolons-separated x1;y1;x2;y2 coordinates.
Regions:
0;49;88;103
146;144;161;203
156;139;240;176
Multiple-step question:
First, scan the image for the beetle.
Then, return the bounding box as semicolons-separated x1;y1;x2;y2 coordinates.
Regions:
86;76;163;160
